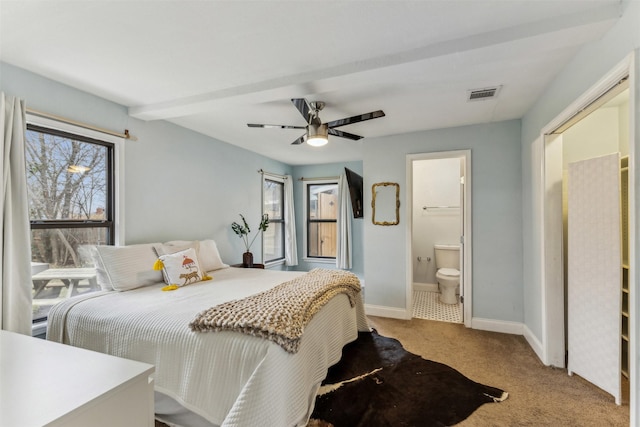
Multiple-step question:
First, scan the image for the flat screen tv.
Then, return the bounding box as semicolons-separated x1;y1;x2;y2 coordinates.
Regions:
344;167;364;218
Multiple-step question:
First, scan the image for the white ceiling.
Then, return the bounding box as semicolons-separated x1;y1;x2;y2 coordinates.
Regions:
0;0;622;165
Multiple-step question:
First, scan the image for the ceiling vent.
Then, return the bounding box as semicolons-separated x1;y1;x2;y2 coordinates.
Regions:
467;86;501;101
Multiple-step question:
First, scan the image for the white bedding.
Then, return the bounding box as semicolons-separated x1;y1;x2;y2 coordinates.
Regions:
47;267;369;427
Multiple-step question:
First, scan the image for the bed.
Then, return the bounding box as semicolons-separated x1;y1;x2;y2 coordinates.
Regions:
46;244;369;427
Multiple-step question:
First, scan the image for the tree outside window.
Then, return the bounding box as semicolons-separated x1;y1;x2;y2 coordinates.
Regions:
26;124;115;321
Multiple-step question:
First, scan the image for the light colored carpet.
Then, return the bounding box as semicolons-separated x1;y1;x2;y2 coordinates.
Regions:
412;290;462;323
156;315;630;427
368;316;630;427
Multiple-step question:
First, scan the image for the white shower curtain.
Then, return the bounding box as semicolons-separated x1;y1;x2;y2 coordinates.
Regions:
0;93;32;334
284;175;298;266
336;173;352;269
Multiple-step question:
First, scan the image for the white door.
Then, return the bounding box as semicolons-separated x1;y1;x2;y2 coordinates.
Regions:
567;152;621;404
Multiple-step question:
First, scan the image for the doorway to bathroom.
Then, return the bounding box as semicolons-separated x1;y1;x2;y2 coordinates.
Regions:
407;150;472;326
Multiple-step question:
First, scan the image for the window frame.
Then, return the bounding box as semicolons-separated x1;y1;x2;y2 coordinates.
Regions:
303;179;339;262
27;124;116;242
26;114;125;244
262;175;285;265
26;115;125;335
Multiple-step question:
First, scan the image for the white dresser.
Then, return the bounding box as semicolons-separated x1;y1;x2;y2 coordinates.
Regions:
0;330;155;427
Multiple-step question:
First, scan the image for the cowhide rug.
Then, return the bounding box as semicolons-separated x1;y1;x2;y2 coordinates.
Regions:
309;330;508;427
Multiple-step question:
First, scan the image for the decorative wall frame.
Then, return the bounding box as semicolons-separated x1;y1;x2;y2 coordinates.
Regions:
371;182;400;226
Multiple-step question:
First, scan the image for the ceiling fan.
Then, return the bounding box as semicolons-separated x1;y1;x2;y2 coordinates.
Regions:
247;98;385;146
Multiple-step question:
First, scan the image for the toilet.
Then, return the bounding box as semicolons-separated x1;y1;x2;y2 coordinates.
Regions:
434;244;460;304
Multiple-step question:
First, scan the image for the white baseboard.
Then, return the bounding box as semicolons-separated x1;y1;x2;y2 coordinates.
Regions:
471;317;524;335
413;282;438;292
364;308;548;368
364;304;411;320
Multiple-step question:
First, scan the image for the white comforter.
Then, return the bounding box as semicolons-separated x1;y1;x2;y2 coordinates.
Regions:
47;268;369;427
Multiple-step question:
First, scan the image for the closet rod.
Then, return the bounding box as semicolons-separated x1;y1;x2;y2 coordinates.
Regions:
26;108;137;141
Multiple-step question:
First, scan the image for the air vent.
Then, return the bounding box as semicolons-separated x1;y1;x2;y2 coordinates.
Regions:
467;86;501;101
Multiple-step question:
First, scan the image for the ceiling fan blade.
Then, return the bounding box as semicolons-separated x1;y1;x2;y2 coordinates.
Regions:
247;123;306;130
291;98;312;124
328;128;363;141
325;110;385;128
291;134;306;145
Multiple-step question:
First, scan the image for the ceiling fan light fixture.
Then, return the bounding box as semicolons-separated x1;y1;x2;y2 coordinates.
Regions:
248;98;385;147
307;123;328;147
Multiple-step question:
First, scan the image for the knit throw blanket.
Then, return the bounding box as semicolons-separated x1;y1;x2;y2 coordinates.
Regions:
189;268;361;353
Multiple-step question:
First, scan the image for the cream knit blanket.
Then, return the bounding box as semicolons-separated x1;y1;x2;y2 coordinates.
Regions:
189;268;361;353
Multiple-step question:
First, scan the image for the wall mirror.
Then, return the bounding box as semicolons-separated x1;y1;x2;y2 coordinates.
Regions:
372;182;400;225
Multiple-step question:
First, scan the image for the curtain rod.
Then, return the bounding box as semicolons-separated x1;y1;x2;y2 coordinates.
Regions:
257;169;288;180
298;176;339;181
26;108;137;141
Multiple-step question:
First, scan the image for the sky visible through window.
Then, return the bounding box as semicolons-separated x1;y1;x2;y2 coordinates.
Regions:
25;129;107;221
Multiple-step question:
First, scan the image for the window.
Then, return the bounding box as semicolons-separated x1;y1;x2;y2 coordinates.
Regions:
26;123;116;322
263;178;285;263
305;180;338;259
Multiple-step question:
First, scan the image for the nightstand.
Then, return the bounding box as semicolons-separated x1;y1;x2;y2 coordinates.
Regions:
1;330;154;427
231;263;265;269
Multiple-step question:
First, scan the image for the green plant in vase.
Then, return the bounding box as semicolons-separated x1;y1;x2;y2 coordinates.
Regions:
231;213;269;267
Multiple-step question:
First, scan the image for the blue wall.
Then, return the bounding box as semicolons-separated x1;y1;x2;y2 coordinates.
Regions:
521;0;640;343
2;61;522;322
362;121;523;322
291;161;365;279
0;62;291;266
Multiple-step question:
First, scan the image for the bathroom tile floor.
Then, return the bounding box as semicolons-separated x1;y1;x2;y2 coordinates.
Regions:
412;290;462;323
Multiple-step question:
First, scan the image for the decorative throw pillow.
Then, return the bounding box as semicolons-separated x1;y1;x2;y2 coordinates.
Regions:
154;247;211;290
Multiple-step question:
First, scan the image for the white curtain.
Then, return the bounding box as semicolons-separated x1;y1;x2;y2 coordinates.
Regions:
336;173;352;269
284;175;298;266
0;93;32;334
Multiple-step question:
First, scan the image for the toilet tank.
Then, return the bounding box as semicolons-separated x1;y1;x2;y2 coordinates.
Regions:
434;244;460;270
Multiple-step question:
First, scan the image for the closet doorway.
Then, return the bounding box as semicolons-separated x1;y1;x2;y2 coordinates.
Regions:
544;77;631;407
406;150;472;327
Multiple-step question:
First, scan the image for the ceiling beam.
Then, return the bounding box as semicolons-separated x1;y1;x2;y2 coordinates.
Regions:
129;3;620;121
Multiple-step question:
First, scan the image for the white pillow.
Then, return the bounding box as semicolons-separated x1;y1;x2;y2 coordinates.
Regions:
93;243;163;291
87;245;113;291
164;239;228;272
155;241;199;257
157;247;208;287
197;239;229;271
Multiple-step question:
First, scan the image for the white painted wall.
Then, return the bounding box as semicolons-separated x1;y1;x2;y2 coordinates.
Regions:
412;158;461;285
563;107;620;168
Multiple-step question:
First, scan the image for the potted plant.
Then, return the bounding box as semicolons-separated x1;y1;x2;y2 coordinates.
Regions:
231;213;269;267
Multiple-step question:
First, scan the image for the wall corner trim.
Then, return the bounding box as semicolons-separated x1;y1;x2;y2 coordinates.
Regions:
471;317;524;335
523;324;546;366
364;304;411;320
